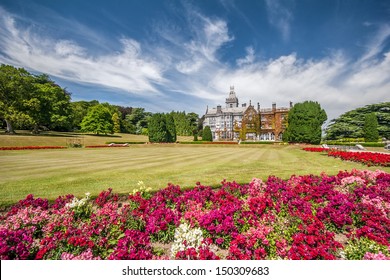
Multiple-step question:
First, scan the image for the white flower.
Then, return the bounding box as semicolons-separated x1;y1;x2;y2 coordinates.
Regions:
170;222;204;258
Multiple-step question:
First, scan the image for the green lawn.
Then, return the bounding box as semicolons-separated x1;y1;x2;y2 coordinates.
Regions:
0;131;146;147
1;143;389;207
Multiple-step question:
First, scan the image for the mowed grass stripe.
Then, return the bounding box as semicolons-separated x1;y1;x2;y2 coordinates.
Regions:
0;145;389;206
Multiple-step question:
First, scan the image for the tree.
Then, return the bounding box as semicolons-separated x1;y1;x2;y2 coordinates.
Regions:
0;65;72;133
325;102;390;140
148;113;168;142
70;100;99;130
202;126;213;141
147;113;177;143
0;64;35;133
165;113;177;142
80;104;113;135
284;101;327;144
122;108;151;134
27;74;72;133
112;113;121;133
363;113;379;142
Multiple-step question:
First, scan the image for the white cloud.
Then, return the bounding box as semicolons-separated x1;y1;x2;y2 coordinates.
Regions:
0;5;389;120
359;23;390;62
265;0;293;42
175;17;233;74
236;46;255;66
54;40;86;57
0;8;164;95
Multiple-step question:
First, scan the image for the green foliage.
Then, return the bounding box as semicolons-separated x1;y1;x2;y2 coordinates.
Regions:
148;113;168;143
0;64;35;133
0;65;72;133
80;104;114;135
70;100;99;130
169;111;199;136
284;101;327;144
325;102;390;140
363;113;379;142
28;75;73;132
202;125;213;141
112;113;121;133
323;140;384;147
165;113;177;142
121;108;151;134
343;237;390;260
148;113;177;143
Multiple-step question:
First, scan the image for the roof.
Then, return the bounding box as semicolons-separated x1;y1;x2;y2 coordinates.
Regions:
206;106;246;116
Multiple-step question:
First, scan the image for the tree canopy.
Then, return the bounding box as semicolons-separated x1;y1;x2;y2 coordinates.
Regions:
0;64;72;133
363;113;379;142
80;104;113;135
325;102;390;140
283;101;327;144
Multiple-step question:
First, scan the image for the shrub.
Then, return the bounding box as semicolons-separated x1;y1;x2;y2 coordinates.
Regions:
202;126;213;142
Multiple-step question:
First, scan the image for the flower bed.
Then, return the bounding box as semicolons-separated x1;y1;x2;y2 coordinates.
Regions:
302;147;390;167
0;146;67;150
327;150;390;167
1;170;389;260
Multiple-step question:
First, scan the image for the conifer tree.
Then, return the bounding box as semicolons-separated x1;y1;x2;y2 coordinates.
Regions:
148;113;168;142
165;113;177;142
202;126;213;141
363;113;379;142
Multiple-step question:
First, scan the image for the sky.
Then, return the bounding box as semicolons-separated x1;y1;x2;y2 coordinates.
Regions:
0;0;389;122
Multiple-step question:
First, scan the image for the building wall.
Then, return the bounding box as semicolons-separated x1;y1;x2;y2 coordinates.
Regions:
203;89;290;141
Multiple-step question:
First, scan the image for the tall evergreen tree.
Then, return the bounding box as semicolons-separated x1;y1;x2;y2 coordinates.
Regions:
363;113;379;142
148;113;168;143
165;113;177;142
202;125;213;141
284;101;327;144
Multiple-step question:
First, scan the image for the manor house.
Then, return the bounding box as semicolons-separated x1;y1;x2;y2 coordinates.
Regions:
203;86;291;141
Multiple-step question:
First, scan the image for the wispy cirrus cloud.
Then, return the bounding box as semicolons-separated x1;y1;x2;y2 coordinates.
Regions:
173;9;234;74
0;4;389;120
0;7;165;95
265;0;294;42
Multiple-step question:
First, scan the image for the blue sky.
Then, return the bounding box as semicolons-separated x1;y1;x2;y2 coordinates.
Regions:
0;0;389;121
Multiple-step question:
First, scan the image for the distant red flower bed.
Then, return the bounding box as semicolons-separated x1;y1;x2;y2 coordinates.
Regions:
328;150;390;167
303;147;390;167
0;146;66;150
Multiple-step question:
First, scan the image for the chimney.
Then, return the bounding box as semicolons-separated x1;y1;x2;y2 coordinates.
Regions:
257;102;260;110
290;101;293;108
217;105;222;113
272;103;276;111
